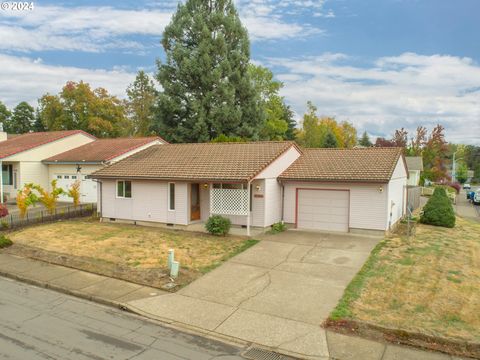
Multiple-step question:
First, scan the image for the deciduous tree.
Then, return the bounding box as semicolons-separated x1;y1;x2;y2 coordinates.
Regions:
38;81;128;138
126;71;157;136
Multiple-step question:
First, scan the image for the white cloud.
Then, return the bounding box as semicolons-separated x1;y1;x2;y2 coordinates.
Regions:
267;52;480;144
0;54;137;106
0;1;324;53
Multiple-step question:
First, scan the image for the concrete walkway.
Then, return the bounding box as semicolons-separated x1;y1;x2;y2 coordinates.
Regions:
0;236;467;360
0;253;164;306
127;231;381;359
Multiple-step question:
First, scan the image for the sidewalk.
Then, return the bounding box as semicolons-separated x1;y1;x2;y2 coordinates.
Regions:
0;251;465;360
0;253;163;306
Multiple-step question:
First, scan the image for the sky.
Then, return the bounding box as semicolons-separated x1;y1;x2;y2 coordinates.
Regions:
0;0;479;144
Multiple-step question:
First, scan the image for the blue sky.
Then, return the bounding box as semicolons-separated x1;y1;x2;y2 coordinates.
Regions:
1;0;479;143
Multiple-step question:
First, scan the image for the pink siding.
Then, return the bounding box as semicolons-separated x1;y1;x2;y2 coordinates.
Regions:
283;182;389;231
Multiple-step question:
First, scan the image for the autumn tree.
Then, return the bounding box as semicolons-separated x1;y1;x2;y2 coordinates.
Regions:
422;124;449;181
38;81;128;138
297;102;356;148
409;126;427;156
153;0;263;142
392;127;408;148
126;71;157;136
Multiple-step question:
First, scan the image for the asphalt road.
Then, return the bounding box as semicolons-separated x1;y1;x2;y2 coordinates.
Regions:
0;277;245;360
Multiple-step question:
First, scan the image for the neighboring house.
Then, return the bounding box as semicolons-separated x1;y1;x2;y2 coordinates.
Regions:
42;137;166;203
91;143;407;234
279;147;408;233
405;156;423;186
0;130;96;202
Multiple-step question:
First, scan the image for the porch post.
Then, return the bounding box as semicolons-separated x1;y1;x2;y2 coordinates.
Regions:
246;180;251;236
0;160;3;204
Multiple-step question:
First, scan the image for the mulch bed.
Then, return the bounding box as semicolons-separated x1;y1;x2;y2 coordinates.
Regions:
324;318;480;359
4;243;199;290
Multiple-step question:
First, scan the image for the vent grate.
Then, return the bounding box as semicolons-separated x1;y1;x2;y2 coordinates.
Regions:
242;347;298;360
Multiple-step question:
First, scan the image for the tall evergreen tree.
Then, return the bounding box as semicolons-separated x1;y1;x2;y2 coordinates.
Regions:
5;102;35;134
358;131;372;147
126;71;157;136
32;109;46;132
322;129;338;148
0;101;11;132
283;104;297;140
153;0;263;142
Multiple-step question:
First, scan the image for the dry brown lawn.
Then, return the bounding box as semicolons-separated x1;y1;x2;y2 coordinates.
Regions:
8;219;257;273
331;217;480;343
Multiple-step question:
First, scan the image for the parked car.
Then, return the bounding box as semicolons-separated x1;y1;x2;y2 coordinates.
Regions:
463;183;471;190
467;190;476;201
474;192;480;205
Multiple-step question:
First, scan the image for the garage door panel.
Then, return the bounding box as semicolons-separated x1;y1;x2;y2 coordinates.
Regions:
297;189;349;232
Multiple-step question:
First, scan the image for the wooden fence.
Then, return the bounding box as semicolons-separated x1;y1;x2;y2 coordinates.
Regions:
1;203;97;230
406;186;421;211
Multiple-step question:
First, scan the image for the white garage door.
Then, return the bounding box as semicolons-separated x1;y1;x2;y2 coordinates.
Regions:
297;189;349;232
53;174;97;203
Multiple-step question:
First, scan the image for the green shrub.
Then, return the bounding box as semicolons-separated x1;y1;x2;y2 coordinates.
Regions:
270;222;287;234
1;220;9;230
205;215;231;236
420;187;456;228
0;234;13;248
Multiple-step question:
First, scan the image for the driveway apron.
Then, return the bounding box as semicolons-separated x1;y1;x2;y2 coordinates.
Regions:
127;230;381;359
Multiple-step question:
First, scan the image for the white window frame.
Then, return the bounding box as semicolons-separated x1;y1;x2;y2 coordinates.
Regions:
116;180;132;199
168;182;175;211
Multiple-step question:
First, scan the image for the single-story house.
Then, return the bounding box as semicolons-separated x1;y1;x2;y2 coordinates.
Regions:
0;130;96;202
42;137;165;203
405;156;423;186
91;142;407;235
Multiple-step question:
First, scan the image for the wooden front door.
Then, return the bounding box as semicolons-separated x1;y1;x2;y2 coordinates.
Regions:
191;183;200;221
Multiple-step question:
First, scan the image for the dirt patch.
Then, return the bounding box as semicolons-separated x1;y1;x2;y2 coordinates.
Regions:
4;219;259;290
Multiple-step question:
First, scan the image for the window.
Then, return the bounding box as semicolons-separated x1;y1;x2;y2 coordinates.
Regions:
72;175;77;180
2;164;13;186
212;183;245;189
64;175;70;179
117;180;132;198
168;183;175;210
56;175;62;179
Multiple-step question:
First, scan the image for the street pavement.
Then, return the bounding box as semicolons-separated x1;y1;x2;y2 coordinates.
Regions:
0;277;245;360
456;190;480;221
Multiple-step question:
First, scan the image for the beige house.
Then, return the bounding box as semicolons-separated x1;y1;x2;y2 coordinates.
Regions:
0;130;96;202
405;156;423;186
91;142;407;235
43;137;166;203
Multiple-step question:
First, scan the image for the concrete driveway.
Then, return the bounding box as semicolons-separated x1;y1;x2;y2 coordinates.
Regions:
127;230;381;359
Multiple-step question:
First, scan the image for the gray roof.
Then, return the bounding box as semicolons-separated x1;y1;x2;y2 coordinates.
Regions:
405;156;424;171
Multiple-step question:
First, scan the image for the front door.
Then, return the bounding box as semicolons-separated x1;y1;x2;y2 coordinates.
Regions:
191;183;200;221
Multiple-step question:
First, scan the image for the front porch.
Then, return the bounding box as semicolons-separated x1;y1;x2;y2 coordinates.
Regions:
188;180;266;236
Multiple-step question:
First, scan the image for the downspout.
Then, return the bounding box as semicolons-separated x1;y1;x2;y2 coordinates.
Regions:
280;181;285;224
247;179;252;237
92;179;102;217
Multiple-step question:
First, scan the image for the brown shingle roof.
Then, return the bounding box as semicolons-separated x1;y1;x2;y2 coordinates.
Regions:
279;147;404;183
91;141;298;181
43;137;163;163
0;130;96;159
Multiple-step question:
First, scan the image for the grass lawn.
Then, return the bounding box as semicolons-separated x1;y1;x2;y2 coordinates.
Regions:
330;217;480;345
6;219;258;287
